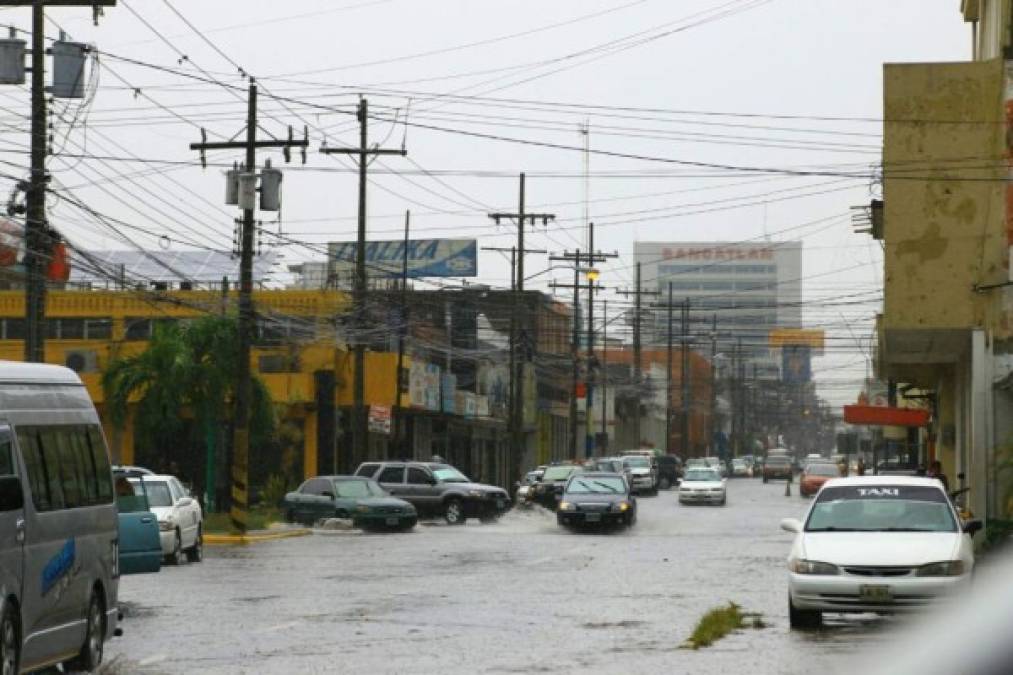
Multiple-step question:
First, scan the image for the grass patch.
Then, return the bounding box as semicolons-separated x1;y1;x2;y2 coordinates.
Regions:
681;603;765;650
204;507;283;534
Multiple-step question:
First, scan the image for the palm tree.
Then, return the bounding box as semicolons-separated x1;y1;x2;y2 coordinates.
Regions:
103;314;275;511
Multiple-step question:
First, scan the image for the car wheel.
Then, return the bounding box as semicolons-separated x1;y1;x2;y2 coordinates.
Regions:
66;591;104;672
444;499;465;525
167;530;183;566
658;476;671;490
284;508;296;523
720;496;727;506
0;601;19;675
788;596;822;630
185;527;203;563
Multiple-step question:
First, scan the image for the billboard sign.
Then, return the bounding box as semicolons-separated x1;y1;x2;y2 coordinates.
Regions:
329;239;477;279
782;345;811;384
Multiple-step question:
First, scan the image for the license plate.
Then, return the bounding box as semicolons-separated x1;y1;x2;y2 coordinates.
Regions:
860;585;892;602
585;513;601;523
385;517;399;526
496;499;504;509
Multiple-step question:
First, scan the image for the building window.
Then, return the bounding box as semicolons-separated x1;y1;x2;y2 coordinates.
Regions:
0;318;24;340
44;317;113;340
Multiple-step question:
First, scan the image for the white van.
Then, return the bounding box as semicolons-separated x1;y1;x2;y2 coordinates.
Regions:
0;362;119;673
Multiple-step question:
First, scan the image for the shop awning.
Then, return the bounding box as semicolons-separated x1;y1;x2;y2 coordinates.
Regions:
843;405;929;427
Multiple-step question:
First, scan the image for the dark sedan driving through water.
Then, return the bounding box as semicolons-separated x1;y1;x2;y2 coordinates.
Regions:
556;473;637;530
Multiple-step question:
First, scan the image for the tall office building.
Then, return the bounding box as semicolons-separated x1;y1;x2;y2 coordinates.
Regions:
634;241;803;377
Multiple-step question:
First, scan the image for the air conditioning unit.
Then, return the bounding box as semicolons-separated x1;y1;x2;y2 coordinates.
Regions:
65;349;98;373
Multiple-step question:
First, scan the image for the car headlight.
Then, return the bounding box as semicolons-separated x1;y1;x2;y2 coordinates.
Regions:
611;501;630;512
355;505;370;513
916;561;965;577
789;559;840;575
559;501;575;511
158;520;174;532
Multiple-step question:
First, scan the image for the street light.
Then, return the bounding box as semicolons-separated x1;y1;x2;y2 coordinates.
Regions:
585;267;600;282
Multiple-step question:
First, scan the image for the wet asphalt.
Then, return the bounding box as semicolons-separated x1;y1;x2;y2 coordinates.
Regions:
102;478;900;674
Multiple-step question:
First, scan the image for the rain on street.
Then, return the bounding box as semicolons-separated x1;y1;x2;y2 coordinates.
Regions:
106;479;887;675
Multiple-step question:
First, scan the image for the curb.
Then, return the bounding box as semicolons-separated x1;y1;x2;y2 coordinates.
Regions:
204;528;311;545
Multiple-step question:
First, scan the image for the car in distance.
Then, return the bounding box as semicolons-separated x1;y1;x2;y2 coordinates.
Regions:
781;476;981;629
283;476;417;530
656;455;682;489
799;462;841;497
557;473;637;529
621;455;658;495
678;467;727;505
731;458;751;478
355;461;510;524
130;474;203;564
529;464;584;510
515;468;545;504
763;455;794;483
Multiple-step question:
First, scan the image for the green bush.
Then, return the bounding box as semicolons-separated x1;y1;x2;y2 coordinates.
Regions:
259;473;291;509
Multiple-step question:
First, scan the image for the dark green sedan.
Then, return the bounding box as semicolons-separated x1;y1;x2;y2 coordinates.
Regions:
282;476;417;531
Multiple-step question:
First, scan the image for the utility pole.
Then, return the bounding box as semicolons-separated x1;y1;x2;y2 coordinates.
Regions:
487;174;555;481
681;297;691;458
190;80;307;532
321;97;407;471
393;210;410;457
616;262;658;448
13;0;116;362
665;283;674;453
709;313;718;455
600;299;608;450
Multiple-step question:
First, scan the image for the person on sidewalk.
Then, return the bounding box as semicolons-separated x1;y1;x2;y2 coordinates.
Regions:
926;460;949;492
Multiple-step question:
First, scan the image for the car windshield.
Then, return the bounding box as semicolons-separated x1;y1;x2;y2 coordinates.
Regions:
542;466;576;481
432;467;470;483
133;480;172;507
733;459;746;466
805;485;957;532
684;469;720;482
686;459;706;467
805;464;839;477
623;457;650;468
334;479;386;498
766;457;791;465
566;476;626;494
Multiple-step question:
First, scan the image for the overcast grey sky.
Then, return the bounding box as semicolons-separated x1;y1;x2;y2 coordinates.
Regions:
0;0;971;407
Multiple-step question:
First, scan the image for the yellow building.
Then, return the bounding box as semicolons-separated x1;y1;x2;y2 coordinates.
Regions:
874;2;1013;520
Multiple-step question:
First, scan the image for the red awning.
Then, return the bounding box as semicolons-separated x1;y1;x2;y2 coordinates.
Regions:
843;405;929;427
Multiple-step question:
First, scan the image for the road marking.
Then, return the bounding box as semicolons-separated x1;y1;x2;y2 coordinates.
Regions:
138;654;168;666
254;621;301;634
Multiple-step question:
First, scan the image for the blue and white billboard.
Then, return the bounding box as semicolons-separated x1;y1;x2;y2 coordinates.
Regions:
328;239;477;279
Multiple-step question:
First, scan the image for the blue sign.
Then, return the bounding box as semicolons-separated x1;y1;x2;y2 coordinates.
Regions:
782;345;811;384
329;239;477;278
441;374;457;413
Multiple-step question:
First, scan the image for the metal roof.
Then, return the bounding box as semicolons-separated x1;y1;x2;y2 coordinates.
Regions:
0;361;83;385
70;249;281;285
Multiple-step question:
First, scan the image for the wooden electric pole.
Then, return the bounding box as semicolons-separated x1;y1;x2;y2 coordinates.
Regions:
320;97;407;471
190;80;307;532
487;173;554;482
616;262;658;448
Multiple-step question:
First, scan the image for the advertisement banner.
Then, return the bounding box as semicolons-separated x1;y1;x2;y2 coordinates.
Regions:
329;239;477;279
782;345;811;384
410;361;442;411
441;374;457;413
368;405;392;435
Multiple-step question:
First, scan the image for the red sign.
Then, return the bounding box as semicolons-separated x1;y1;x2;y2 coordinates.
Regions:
661;246;774;261
843;405;929;427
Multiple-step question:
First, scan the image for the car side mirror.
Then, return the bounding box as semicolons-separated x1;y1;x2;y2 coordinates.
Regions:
780;518;802;534
0;475;23;512
321;491;335;499
177;497;193;507
963;519;983;536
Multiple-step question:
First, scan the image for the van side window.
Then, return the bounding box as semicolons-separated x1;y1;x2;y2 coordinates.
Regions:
87;425;114;502
35;430;67;510
18;428;54;511
0;433;12;476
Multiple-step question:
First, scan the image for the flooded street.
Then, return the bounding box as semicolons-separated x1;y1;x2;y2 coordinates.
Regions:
105;479;899;674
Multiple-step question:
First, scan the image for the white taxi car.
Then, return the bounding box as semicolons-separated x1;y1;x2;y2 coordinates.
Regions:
130;474;204;565
780;476;981;629
678;467;726;505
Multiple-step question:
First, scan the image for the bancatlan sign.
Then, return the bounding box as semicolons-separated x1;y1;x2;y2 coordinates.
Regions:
329;239;477;278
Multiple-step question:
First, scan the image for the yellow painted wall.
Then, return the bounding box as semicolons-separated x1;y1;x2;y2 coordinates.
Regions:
882;59;1006;334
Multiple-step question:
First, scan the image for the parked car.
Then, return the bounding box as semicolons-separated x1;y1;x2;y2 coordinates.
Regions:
762;455;794;482
130;474;203;564
731;458;751;478
781;476;981;629
678;467;727;506
529;464;584;510
557;472;637;529
799;462;841;497
621;455;658;495
283;475;417;530
112;464;154;477
0;362;121;673
656;455;682;489
876;459;922;476
114;471;162;575
355;461;511;524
